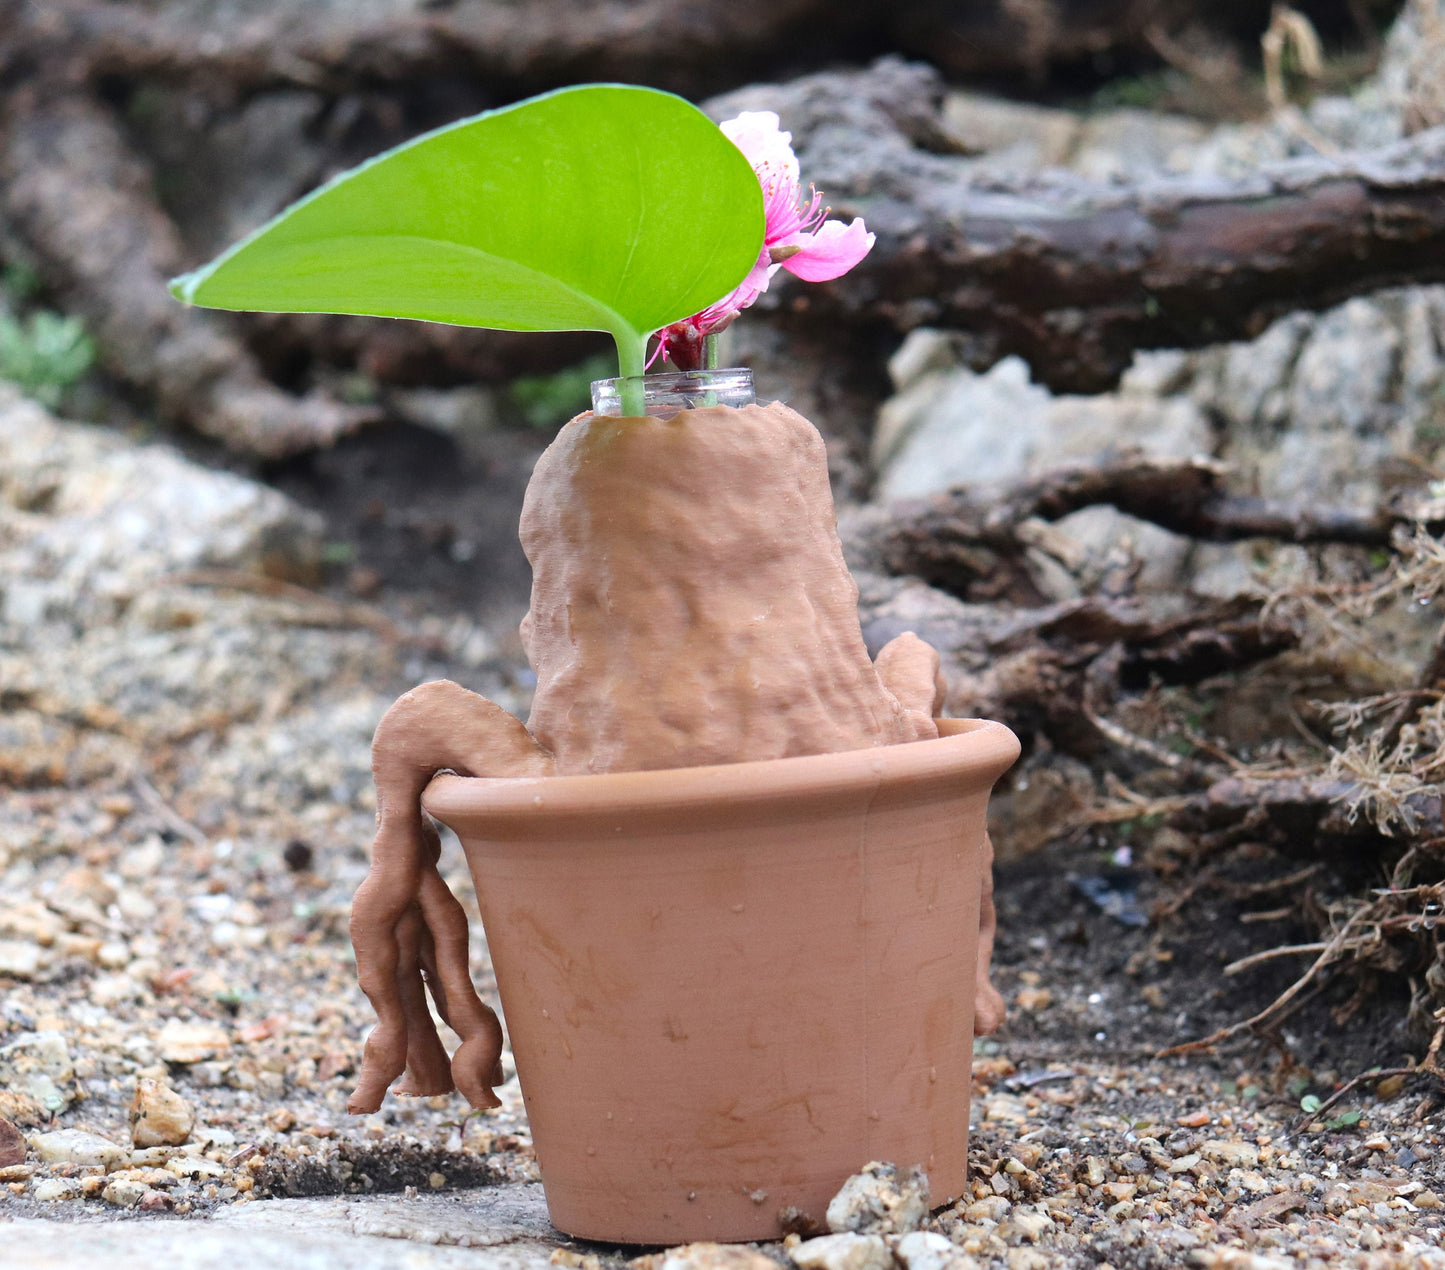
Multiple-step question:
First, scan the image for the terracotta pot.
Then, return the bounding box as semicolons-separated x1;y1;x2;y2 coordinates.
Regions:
422;716;1019;1244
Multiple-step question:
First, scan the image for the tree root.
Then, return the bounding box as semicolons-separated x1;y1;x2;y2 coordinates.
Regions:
1291;1017;1445;1129
0;91;373;456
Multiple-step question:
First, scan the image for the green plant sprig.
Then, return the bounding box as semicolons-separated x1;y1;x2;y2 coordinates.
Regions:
170;85;766;417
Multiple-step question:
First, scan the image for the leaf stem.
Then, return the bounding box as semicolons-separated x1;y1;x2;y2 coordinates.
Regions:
705;333;720;370
615;330;646;416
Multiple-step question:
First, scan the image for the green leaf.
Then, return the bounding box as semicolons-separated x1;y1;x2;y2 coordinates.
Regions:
1300;1094;1322;1113
1325;1110;1363;1130
170;85;765;380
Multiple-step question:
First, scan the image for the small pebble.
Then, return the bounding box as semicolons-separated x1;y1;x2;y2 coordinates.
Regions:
0;940;41;979
102;1177;150;1207
0;1117;26;1168
1201;1140;1258;1169
33;1177;81;1202
130;1078;195;1147
790;1233;893;1270
652;1244;777;1270
28;1128;126;1170
156;1021;230;1064
893;1230;981;1270
0;1030;73;1110
825;1161;928;1235
283;840;314;872
1003;1209;1052;1243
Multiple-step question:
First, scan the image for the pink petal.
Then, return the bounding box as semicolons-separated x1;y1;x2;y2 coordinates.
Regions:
719;111;799;186
778;218;875;283
738;247;773;298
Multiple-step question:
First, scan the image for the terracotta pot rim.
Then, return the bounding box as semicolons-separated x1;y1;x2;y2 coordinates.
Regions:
422;716;1019;832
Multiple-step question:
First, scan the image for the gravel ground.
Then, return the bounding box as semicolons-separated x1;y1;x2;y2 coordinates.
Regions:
3;391;1444;1267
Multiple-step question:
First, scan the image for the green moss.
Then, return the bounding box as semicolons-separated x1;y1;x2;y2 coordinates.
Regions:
508;353;616;429
0;310;95;409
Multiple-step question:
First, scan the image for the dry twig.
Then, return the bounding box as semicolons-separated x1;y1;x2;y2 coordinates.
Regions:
1295;1017;1445;1127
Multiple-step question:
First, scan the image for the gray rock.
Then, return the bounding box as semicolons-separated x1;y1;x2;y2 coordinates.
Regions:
1375;0;1445;134
6;1193;559;1268
939;94;1080;172
887;329;966;396
0;1031;73;1112
389;385;504;457
0;391;402;810
1188;288;1445;509
825;1161;929;1235
874;357;1049;498
874;354;1212;504
1047;507;1194;597
0;386;323;631
1189;312;1313;433
9;1186;561;1267
870;281;1445;600
213;1184;557;1247
1068;110;1209;183
1289;298;1402;439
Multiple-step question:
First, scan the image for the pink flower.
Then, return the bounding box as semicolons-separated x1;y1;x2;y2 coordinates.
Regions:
652;111;874;371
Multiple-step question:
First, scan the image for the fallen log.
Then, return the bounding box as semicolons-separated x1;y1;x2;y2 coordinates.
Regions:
853;567;1302;750
710;59;1445;392
0;91;372;457
0;0;1282;97
0;0;884;98
868;452;1439;597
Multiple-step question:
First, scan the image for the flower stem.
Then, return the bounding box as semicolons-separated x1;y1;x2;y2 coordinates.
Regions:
704;333;720;371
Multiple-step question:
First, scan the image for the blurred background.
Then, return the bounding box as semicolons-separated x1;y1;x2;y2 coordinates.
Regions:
5;0;1445;1240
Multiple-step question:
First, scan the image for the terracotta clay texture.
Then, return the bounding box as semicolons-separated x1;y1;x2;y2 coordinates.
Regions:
423;716;1020;1243
349;401;1009;1137
519;402;936;773
348;685;553;1114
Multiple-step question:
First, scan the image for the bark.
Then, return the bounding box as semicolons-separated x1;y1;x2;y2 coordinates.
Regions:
0;0;1279;98
711;60;1445;392
872;453;1436;597
0;90;372;457
1;0;885;99
853;572;1302;751
1173;772;1444;849
5;15;1437;441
